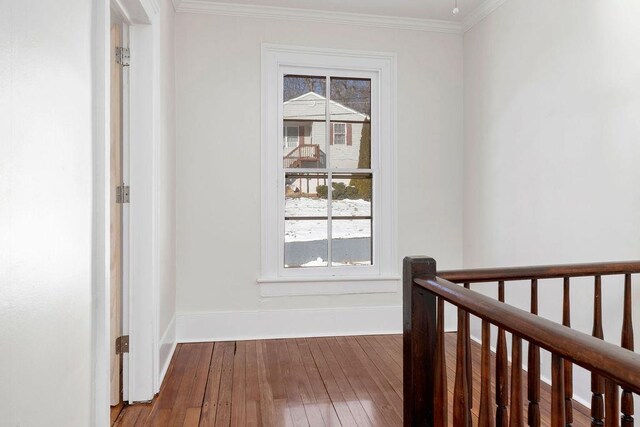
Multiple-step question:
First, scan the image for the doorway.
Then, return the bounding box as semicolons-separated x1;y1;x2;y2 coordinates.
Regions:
109;12;130;425
95;2;161;423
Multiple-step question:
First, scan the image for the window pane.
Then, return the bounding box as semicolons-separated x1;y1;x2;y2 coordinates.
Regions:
284;126;299;148
283;75;327;169
330;173;372;215
285;173;328;216
330;173;372;266
285;219;328;268
283;123;326;169
332;219;372;266
329;77;371;169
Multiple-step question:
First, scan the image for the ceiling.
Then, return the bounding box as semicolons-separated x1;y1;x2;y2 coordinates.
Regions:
193;0;487;22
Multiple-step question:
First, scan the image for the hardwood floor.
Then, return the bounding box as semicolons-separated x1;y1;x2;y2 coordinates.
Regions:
114;334;591;426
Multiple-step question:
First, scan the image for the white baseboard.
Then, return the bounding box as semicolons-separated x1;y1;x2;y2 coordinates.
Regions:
177;306;402;342
158;315;177;389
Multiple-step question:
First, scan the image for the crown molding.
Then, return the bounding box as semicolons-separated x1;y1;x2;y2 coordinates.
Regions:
461;0;508;33
174;0;463;34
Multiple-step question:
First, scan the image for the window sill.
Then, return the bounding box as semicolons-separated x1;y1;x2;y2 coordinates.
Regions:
257;276;400;297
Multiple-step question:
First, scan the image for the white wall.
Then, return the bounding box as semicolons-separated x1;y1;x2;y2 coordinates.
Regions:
157;0;178;384
464;0;640;407
0;1;94;425
175;13;464;338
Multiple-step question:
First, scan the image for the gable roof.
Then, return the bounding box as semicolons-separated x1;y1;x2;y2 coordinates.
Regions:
284;91;370;122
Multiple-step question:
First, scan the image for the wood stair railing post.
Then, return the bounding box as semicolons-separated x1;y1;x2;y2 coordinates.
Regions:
563;277;574;426
496;281;509;427
464;283;473;411
591;275;605;427
454;305;472;427
621;274;634;427
479;320;495;427
605;379;620;427
403;257;437;427
434;297;448;427
552;354;567;427
528;279;541;427
510;335;523;427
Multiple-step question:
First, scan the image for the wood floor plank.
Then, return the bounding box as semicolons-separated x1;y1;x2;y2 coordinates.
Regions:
353;336;402;398
214;342;235;426
341;336;403;419
230;341;247;427
256;339;278;426
283;339;328;427
317;337;375;425
305;338;362;426
293;338;342;427
329;337;401;426
113;333;593;427
276;338;310;426
167;343;214;426
200;342;225;426
183;408;202;427
264;340;294;426
361;336;402;381
244;341;261;427
335;336;403;425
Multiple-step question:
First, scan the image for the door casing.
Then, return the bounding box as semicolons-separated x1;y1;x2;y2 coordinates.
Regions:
94;0;162;424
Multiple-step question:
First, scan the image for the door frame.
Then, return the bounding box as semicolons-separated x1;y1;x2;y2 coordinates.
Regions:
93;0;162;425
108;15;129;410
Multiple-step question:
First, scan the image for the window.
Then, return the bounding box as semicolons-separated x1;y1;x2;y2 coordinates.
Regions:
283;75;372;269
260;45;397;296
332;123;346;145
284;126;299;148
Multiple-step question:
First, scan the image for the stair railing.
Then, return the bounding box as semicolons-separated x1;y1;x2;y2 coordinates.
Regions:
403;257;640;427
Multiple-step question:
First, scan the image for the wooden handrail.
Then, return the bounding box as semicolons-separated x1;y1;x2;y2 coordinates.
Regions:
439;260;640;283
414;275;640;395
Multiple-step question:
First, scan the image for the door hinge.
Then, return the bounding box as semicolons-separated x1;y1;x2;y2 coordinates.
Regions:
116;185;130;204
116;335;130;354
116;47;130;67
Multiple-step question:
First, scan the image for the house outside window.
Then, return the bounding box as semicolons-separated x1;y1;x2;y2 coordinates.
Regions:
260;45;397;297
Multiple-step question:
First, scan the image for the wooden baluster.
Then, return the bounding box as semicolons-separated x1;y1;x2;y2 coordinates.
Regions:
552;354;567;427
591;275;605;427
621;274;634;427
496;281;509;427
434;297;448;427
563;277;574;425
605;379;620;427
479;320;495;427
464;283;473;410
454;306;472;426
528;279;541;427
510;335;523;426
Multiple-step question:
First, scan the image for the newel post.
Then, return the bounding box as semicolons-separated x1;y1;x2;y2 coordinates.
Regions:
403;256;438;427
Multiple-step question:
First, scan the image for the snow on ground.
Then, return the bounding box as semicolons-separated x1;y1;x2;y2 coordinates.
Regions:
297;257;370;267
284;197;371;242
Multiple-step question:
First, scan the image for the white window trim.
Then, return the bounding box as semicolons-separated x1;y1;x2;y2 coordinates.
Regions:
260;44;398;297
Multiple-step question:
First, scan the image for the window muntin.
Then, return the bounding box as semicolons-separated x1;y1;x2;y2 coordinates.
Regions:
282;74;372;269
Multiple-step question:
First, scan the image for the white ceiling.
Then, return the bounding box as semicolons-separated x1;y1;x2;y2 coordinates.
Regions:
195;0;487;22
